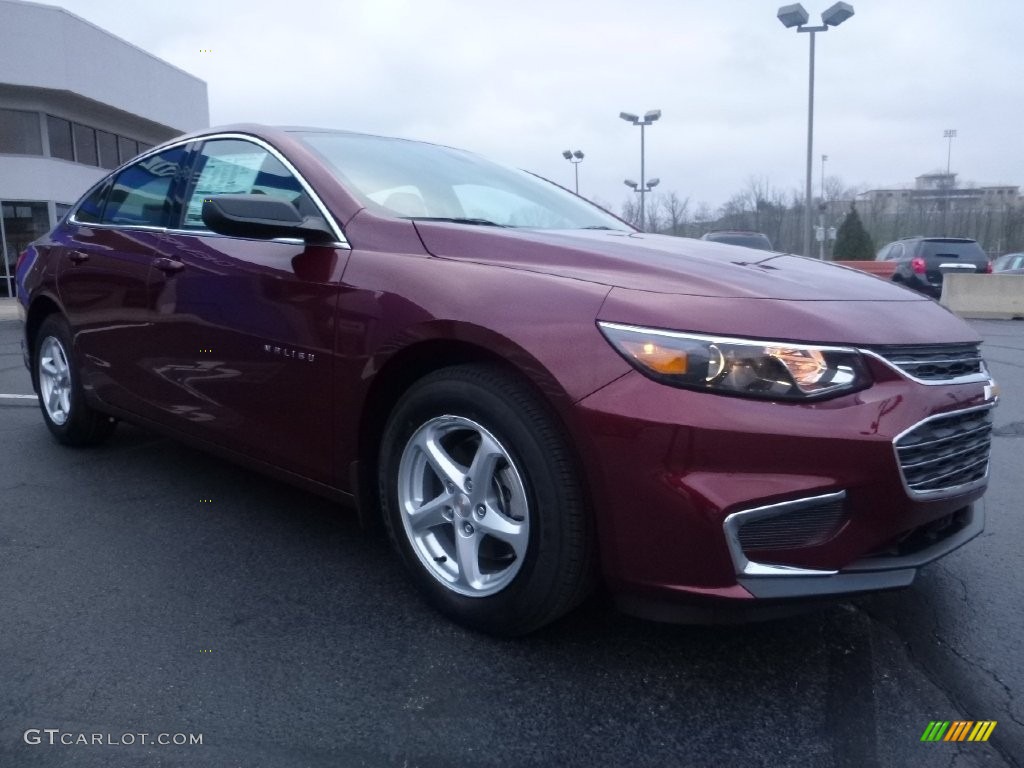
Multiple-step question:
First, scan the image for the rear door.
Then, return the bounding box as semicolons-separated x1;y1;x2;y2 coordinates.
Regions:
145;136;348;482
57;144;189;415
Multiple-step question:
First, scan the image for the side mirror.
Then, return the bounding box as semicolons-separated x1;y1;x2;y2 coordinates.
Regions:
201;195;336;244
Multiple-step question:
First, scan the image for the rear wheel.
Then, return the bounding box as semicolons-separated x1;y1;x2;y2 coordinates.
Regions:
35;315;116;446
379;364;594;636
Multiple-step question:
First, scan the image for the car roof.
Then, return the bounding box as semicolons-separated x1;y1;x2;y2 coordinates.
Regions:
898;236;978;243
704;230;767;235
165;123;459;153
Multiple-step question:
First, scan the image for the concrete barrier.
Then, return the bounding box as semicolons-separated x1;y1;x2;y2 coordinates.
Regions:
941;274;1024;319
831;260;897;279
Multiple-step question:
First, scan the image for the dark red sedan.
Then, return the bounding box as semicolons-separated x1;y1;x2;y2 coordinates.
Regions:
16;125;998;635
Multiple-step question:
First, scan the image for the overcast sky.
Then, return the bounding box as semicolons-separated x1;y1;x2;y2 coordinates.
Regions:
53;0;1023;213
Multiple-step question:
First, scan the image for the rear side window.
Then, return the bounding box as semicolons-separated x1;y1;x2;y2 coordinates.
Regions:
920;240;986;260
73;181;111;224
102;146;186;227
180;138;315;230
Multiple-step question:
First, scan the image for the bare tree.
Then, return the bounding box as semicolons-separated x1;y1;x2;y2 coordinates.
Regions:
661;192;690;236
620;198;640;228
645;196;664;234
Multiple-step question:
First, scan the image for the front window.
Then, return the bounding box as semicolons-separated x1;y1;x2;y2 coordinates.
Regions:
180;138;315;230
296;131;628;231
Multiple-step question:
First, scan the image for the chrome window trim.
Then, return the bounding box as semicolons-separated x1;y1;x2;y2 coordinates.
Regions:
892;402;996;500
858;349;991;386
68;131;350;249
722;491;845;578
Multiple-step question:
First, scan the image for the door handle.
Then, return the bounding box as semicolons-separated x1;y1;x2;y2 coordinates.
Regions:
67;252;89;265
153;257;186;274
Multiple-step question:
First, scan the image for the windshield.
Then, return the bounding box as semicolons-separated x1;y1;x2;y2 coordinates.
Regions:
296;131;629;231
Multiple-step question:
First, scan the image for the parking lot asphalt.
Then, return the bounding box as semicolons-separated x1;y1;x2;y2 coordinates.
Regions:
0;317;1019;768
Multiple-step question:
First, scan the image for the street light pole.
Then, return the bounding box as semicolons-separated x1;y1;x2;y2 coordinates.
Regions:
943;129;956;234
624;178;661;229
945;128;957;177
819;153;828;259
805;26;817;259
561;150;585;195
619;109;661;231
640;123;646;230
777;3;854;258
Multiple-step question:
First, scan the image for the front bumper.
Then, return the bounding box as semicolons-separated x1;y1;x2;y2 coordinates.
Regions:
573;359;994;618
737;501;982;599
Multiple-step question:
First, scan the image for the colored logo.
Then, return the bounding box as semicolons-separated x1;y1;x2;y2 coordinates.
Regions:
921;721;996;742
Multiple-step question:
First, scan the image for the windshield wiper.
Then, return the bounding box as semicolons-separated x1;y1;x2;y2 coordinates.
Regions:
579;225;625;231
408;217;508;227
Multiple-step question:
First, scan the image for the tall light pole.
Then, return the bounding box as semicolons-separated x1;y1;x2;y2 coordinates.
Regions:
943;129;957;234
619;109;661;231
777;2;854;258
561;149;584;195
624;178;661;229
819;153;828;259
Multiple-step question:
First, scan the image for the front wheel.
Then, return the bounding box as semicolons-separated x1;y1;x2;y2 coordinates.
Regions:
34;315;116;446
379;364;594;636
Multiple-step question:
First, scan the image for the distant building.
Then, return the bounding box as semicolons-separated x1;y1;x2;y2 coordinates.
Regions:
0;0;209;294
857;172;1020;215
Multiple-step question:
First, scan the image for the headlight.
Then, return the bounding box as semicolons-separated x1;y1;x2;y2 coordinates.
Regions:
598;322;871;401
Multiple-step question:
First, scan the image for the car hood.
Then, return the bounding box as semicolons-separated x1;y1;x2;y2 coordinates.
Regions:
413;224;924;302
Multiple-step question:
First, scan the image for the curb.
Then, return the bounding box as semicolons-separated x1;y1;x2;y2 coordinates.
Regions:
0;298;20;321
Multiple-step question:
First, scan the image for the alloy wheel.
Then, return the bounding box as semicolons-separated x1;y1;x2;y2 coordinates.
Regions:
38;335;72;426
397;415;530;597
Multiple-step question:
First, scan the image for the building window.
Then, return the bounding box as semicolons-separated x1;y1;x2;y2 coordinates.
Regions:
96;130;119;169
73;123;98;166
118;136;139;164
46;116;74;160
55;203;73;223
0;109;43;155
138;142;154;154
2;201;50;297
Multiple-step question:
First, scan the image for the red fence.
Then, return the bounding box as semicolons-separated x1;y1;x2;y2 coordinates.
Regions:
830;260;897;280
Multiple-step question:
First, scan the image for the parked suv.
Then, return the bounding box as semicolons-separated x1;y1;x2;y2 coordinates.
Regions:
700;230;773;251
876;237;991;298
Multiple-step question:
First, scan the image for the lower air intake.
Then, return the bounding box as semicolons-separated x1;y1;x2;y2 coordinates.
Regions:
737;498;846;551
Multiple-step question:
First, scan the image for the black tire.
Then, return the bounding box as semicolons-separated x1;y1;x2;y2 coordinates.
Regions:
34;314;116;447
379;364;595;636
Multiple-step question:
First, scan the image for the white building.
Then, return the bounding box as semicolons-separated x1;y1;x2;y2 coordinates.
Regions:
0;0;209;294
857;172;1020;215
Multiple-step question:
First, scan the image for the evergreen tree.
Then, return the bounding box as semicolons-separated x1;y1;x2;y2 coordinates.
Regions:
832;205;875;261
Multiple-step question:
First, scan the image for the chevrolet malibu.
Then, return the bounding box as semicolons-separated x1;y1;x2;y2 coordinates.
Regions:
16;125;997;635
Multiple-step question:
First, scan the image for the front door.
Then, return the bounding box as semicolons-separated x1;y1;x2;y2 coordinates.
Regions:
145;137;348;483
